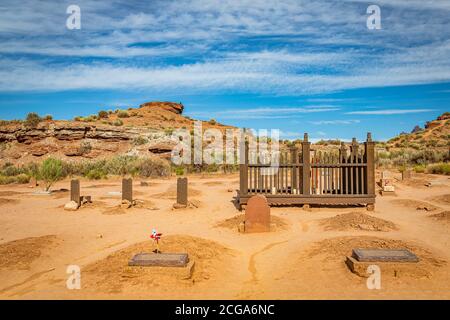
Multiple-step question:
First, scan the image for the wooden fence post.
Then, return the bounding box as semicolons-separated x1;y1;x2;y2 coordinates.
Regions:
291;147;298;193
240;140;249;196
302;133;311;196
365;132;375;197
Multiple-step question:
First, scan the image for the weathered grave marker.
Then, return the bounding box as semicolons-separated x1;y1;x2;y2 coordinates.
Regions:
244;195;270;233
402;170;412;180
177;177;188;206
122;178;133;202
352;248;419;262
70;179;81;207
28;177;37;188
346;248;420;277
129;253;189;267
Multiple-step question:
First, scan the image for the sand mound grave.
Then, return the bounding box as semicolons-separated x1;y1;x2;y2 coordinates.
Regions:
0;198;19;206
428;211;450;224
0;235;58;270
428;194;450;206
303;236;445;279
215;214;288;231
102;199;157;215
319;212;398;232
391;199;440;211
82;235;233;294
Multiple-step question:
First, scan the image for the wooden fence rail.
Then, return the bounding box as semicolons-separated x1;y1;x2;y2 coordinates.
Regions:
239;133;375;208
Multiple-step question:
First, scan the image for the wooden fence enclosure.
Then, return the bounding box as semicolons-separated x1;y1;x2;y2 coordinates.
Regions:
239;133;375;208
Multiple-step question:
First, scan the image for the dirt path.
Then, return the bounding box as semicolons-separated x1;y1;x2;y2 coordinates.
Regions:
0;171;449;299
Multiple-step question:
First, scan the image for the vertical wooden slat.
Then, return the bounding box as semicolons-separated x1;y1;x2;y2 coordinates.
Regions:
239;140;248;196
365;132;375;197
302;133;311;196
291;147;298;193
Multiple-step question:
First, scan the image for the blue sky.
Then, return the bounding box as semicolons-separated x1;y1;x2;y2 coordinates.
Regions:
0;0;449;141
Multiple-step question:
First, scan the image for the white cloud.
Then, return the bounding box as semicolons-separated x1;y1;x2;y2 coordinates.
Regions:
310;119;360;125
346;109;434;115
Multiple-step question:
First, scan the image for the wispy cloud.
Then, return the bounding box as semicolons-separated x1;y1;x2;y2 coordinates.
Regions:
190;106;339;120
0;0;449;94
346;109;435;115
310;119;360;125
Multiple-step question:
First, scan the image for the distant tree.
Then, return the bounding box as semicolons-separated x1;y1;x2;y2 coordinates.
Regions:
98;110;108;119
39;158;64;191
411;125;422;133
25;112;41;127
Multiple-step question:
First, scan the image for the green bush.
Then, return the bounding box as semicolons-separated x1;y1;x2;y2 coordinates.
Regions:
136;157;171;177
427;163;450;175
98;110;109;119
133;136;148;146
86;168;107;180
25;112;41;127
113;119;123;126
174;166;185;176
413;164;426;173
117;110;129;118
43;115;53;121
208;118;217;125
39;158;64;191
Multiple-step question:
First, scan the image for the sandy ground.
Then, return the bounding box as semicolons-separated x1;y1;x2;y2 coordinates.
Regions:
0;171;449;300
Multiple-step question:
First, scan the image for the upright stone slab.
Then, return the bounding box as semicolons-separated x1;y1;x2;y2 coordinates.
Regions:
122;178;133;202
402;170;412;180
177;177;188;205
28;177;37;188
70;179;81;206
245;195;270;233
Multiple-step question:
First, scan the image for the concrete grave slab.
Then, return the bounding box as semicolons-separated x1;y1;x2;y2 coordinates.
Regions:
129;252;189;267
352;248;419;262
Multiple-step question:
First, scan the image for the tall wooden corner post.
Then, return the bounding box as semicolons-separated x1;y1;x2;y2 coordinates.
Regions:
364;132;376;209
291;146;298;193
301;133;311;196
239;139;249;202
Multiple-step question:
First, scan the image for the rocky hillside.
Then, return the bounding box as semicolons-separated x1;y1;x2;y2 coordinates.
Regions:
385;112;449;151
0;101;232;165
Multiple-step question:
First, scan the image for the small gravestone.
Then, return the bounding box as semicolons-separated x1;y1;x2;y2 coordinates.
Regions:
352;248;419;262
244;195;270;233
177;177;188;206
28;177;37;188
122;178;133;202
70;179;81;207
129;253;189;267
402;170;412;180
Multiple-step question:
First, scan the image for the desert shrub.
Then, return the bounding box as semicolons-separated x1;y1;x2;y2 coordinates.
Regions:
117;110;129;118
43;114;53;121
413;164;426;173
164;127;174;135
78;141;92;155
98;110;108;119
136;157;171;177
39;158;64;191
103;155;138;176
133;136;148;146
208;118;217;125
174;166;185;176
15;174;30;184
86;168;107;180
25;112;41;127
1;163;20;176
427;163;450;175
113;119;123;126
0;175;16;184
74;116;83;121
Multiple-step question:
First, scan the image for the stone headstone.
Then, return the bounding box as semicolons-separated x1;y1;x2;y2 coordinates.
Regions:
352;248;419;262
402;170;412;180
122;178;133;202
244;195;270;233
128;253;189;267
28;177;37;188
177;177;188;205
70;179;81;206
381;171;390;179
383;185;395;192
